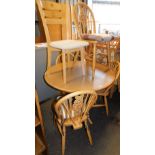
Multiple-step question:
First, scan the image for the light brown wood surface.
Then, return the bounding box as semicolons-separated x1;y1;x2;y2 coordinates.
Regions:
35;5;46;43
45;62;115;93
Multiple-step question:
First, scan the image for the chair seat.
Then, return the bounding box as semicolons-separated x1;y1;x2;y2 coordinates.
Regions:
57;115;88;129
81;33;114;42
50;40;89;50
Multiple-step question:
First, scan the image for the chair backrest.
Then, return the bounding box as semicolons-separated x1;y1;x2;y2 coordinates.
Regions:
73;2;96;39
36;0;72;43
55;90;97;129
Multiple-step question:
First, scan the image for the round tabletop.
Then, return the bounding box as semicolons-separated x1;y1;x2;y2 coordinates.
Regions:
44;63;115;93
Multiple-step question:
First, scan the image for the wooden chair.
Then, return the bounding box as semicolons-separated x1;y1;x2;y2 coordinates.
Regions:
109;39;120;94
36;0;89;84
35;90;47;155
94;61;120;116
72;2;96;78
72;2;119;76
54;90;97;155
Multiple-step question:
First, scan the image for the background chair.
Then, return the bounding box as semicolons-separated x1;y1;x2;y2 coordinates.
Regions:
72;2;119;75
94;61;120;116
54;90;97;155
109;39;120;95
36;0;89;84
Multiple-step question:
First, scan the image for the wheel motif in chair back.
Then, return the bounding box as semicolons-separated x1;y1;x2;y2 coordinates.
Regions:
72;95;84;116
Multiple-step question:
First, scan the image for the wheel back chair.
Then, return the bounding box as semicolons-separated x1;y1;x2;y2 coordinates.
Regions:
54;90;97;155
94;61;120;116
73;2;120;77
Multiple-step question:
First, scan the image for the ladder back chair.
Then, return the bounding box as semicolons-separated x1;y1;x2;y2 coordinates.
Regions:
36;0;89;84
54;90;97;155
94;61;120;116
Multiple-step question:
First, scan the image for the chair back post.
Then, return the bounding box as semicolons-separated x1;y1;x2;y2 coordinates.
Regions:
65;0;72;39
36;0;51;45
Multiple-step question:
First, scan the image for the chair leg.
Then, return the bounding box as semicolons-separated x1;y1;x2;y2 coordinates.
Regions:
56;122;62;135
73;51;79;67
88;115;93;125
110;85;115;98
62;126;66;155
84;121;93;145
92;43;96;79
62;51;66;84
104;96;109;116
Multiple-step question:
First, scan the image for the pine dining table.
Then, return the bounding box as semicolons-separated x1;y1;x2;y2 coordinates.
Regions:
44;62;115;93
